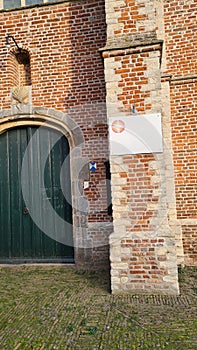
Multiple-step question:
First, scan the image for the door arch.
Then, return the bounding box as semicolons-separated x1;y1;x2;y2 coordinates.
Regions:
0;106;88;265
0;125;74;262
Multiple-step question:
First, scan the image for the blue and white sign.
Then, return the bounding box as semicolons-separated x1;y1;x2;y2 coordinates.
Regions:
90;161;97;173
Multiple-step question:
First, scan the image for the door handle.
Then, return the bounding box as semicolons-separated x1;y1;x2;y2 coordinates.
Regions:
23;207;29;215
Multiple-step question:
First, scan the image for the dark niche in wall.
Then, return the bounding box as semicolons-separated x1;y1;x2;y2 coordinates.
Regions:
15;49;31;86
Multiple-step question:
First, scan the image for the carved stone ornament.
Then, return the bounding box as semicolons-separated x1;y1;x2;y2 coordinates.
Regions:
11;86;32;105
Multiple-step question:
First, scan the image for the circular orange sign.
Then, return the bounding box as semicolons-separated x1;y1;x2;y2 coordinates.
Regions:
112;120;125;133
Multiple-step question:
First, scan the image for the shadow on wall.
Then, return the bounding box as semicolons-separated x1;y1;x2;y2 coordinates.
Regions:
10;48;31;86
65;0;112;269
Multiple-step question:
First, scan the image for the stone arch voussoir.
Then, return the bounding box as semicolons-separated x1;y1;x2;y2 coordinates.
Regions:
0;105;84;148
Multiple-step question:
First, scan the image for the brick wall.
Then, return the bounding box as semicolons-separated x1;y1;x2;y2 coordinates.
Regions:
120;237;169;290
105;0;155;38
110;154;160;232
0;0;196;287
171;82;197;219
0;0;112;269
182;225;197;266
164;0;197;266
9;53;19;86
0;1;106;110
164;0;196;76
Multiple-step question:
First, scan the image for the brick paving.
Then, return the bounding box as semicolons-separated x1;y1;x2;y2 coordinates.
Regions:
0;266;196;349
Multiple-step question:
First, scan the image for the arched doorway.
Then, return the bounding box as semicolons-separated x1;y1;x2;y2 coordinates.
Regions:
0;125;74;263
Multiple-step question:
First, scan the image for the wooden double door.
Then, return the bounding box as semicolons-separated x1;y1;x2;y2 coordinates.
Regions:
0;126;74;263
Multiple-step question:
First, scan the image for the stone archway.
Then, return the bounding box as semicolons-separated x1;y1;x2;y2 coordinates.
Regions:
0;105;89;265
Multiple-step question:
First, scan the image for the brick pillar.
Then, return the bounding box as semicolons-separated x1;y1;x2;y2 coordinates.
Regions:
102;0;180;294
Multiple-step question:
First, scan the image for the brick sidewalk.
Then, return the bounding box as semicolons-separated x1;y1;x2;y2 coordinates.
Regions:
0;266;196;349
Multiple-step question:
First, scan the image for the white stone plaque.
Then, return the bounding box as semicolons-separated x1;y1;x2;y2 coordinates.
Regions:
109;113;163;155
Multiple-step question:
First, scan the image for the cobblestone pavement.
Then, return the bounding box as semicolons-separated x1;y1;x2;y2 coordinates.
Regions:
0;265;196;349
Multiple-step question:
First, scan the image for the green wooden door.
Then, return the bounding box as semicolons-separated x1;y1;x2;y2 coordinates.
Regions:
0;126;74;263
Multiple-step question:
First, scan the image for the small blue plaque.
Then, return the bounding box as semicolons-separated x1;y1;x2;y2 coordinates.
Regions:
90;161;97;173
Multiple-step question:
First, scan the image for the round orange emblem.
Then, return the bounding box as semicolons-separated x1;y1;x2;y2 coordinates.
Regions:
111;120;125;133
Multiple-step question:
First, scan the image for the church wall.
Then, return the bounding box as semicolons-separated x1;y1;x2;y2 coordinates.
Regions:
0;0;112;269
